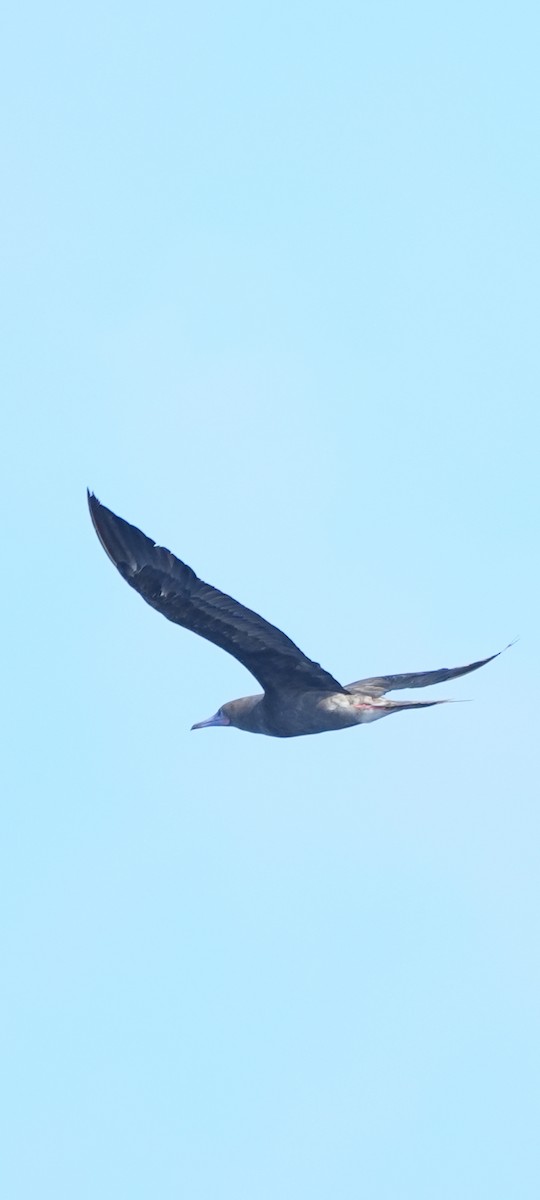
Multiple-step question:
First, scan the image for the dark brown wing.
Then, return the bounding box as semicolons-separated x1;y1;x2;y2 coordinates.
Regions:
346;647;511;697
88;493;345;696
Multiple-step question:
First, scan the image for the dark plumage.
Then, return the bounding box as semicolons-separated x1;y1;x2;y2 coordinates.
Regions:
88;492;508;738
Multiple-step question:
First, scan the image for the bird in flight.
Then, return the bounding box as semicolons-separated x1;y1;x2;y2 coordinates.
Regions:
88;492;508;738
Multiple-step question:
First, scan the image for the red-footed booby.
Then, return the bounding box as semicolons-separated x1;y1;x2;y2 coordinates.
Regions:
88;492;509;738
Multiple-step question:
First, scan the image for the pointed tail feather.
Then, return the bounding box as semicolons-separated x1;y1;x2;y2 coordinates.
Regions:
384;698;451;713
352;696;456;725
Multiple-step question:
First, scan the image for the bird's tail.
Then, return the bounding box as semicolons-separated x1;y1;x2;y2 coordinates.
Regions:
352;696;459;724
383;698;456;714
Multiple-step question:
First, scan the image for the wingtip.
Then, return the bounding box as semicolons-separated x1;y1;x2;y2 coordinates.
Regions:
486;638;518;666
86;489;118;564
478;639;518;670
87;488;100;529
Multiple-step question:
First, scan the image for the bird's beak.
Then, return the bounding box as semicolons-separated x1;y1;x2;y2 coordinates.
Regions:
191;711;231;730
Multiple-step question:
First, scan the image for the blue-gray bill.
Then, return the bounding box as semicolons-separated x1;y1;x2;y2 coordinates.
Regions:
88;491;512;739
191;711;231;730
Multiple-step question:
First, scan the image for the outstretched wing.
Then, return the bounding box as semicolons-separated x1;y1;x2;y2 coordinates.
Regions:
88;492;345;697
346;647;512;697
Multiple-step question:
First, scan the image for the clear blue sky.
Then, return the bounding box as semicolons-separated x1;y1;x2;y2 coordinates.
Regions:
2;2;538;1197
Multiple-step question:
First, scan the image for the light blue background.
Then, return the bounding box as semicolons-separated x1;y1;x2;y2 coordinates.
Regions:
2;2;538;1197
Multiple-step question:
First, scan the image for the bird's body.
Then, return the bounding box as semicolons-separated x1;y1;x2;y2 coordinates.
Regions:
88;492;507;738
213;690;444;738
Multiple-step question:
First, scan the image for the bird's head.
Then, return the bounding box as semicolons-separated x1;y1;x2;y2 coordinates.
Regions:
191;694;264;733
191;705;231;731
